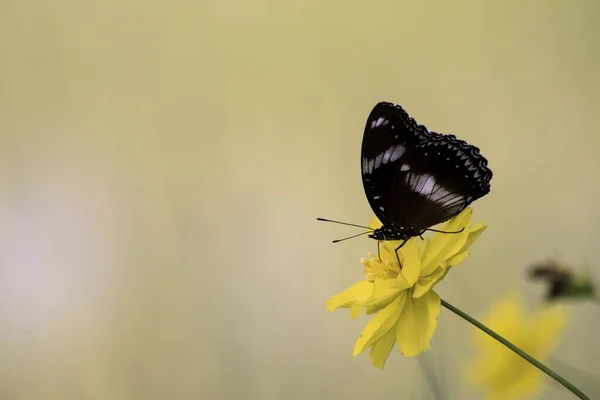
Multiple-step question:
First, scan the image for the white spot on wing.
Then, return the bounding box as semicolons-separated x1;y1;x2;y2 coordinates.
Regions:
371;117;388;128
389;144;406;162
403;171;460;205
382;148;393;164
407;172;420;189
429;186;453;203
409;174;434;195
418;175;436;195
400;164;410;171
367;159;374;174
374;153;383;169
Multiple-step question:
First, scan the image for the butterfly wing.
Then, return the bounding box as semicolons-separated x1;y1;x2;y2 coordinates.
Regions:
361;102;492;231
361;102;425;227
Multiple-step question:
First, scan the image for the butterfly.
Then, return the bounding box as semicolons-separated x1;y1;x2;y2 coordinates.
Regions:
319;102;492;263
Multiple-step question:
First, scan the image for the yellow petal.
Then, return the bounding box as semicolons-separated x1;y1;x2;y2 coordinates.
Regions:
420;237;431;256
445;250;469;267
379;239;411;265
395;290;441;357
465;295;566;400
468;344;544;400
363;277;409;314
368;216;383;230
350;304;363;319
459;222;486;253
473;296;522;347
325;280;372;312
530;304;566;358
421;208;472;275
413;265;446;298
434;263;454;284
369;329;396;369
363;254;399;280
399;239;421;287
500;371;546;400
353;295;406;358
428;250;468;291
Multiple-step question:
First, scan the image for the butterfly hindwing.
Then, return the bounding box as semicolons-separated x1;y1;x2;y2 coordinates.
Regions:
361;102;492;233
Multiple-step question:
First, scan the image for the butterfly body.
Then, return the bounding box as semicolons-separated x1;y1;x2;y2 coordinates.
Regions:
369;224;420;241
362;102;492;246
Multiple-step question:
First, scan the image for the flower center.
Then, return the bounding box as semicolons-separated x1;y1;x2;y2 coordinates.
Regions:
362;252;400;282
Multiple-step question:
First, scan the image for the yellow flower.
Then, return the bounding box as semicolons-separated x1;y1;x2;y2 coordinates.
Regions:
466;296;566;400
325;207;486;368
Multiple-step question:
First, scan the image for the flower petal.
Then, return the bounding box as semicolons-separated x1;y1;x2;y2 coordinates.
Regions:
420;237;431;256
421;208;472;275
350;304;363;319
369;329;396;369
325;280;372;312
363;254;399;281
399;239;421;287
459;222;487;253
413;265;446;298
363;277;409;314
395;290;441;357
353;295;406;358
465;295;567;400
445;250;469;268
432;251;470;286
379;239;409;265
368;216;383;230
530;304;566;358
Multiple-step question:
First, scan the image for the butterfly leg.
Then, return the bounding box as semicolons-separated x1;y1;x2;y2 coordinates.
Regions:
426;227;465;234
377;241;381;261
394;240;407;268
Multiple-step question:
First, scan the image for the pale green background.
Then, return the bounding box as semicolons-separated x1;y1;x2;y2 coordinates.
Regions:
0;0;599;399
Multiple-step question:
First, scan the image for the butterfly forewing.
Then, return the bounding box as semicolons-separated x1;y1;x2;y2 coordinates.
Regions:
361;102;492;234
361;103;423;227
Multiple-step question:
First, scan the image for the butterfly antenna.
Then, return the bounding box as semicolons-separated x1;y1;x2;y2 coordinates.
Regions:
316;218;373;230
332;231;371;243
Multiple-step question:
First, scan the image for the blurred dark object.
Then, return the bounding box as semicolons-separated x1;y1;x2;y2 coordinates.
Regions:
418;351;446;400
529;260;595;301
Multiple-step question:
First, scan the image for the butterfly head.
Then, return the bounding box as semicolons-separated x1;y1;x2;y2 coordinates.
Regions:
369;225;417;242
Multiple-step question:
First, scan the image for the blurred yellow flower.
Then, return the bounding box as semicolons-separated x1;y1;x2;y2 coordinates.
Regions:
325;207;486;368
466;296;566;400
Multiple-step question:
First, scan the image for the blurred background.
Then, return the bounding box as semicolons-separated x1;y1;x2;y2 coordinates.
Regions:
1;0;599;398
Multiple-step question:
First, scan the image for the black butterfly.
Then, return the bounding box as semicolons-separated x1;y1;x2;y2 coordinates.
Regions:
319;102;492;263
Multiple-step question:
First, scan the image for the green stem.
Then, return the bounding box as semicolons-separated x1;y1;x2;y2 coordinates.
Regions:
441;299;590;400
